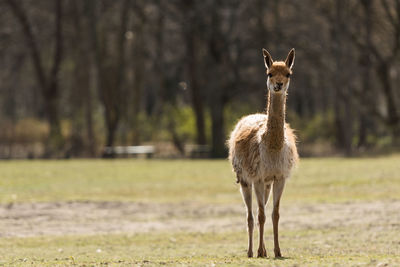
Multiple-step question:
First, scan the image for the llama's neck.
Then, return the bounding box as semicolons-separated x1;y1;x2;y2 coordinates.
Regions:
263;91;286;150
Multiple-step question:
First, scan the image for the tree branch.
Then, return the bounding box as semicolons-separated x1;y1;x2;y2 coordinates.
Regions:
48;0;63;94
5;0;47;88
381;0;396;27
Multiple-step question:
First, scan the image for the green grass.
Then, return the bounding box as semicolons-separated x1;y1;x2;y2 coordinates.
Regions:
1;228;399;266
1;155;399;204
1;155;400;266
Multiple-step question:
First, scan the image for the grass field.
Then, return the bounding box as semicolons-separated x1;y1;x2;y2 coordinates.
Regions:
0;155;400;266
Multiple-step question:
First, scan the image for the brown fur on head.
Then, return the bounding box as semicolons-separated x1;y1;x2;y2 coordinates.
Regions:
262;48;295;94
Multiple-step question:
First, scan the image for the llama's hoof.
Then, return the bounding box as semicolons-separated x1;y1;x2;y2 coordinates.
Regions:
257;246;267;258
274;248;282;258
247;250;253;258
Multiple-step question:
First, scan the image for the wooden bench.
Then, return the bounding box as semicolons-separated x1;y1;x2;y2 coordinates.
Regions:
103;145;155;158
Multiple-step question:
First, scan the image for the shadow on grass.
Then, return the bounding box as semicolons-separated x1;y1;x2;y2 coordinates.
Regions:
252;256;292;261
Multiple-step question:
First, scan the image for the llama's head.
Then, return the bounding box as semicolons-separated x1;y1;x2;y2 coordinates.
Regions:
262;48;295;94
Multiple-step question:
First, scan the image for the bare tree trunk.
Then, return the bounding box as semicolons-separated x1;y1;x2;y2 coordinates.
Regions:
46;0;63;148
182;0;207;146
130;3;146;145
377;63;400;143
69;0;96;156
152;1;185;154
358;0;373;148
102;0;130;155
187;34;207;145
6;0;64;157
86;0;130;157
3;55;24;158
332;0;353;156
84;76;96;155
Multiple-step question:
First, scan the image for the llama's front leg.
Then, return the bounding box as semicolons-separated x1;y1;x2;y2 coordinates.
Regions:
254;181;267;257
240;181;253;257
272;178;286;258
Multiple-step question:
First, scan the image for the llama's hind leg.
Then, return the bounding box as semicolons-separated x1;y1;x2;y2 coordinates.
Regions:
254;181;267;257
240;180;253;257
272;178;286;258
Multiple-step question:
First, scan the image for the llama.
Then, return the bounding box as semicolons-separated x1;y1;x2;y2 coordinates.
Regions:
228;48;298;258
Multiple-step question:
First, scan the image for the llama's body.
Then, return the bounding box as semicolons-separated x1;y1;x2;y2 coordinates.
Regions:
227;48;298;258
228;113;298;185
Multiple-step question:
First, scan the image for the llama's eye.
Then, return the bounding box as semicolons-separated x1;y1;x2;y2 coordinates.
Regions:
268;73;273;78
286;73;291;78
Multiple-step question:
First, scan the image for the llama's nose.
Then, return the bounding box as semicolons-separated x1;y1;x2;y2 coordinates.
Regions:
276;82;283;89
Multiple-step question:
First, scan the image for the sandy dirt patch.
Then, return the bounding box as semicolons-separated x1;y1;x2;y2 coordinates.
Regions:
1;200;399;238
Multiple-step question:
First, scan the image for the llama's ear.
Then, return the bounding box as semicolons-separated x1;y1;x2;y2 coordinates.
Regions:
285;48;295;69
262;48;273;69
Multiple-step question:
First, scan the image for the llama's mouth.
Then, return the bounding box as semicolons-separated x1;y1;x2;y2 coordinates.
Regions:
273;87;282;92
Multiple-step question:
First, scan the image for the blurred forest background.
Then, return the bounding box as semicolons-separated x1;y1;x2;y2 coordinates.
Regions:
0;0;399;159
